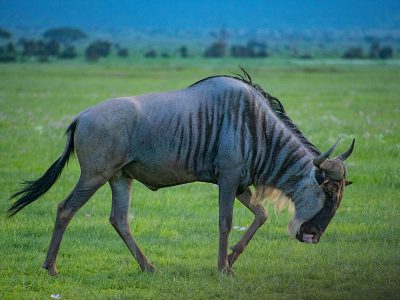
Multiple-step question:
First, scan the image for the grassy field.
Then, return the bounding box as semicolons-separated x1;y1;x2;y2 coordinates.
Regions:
0;58;399;299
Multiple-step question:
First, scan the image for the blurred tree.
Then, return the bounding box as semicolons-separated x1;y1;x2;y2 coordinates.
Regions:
342;47;364;59
85;40;112;61
45;40;60;56
34;40;46;56
115;44;129;57
117;48;129;57
204;42;226;57
0;41;17;63
231;45;252;57
368;41;380;59
178;46;188;57
378;46;393;59
17;38;60;61
0;53;17;62
38;55;49;63
6;42;16;54
43;27;87;46
58;46;77;59
230;41;268;58
204;28;229;58
144;49;157;58
298;54;313;59
247;41;268;57
19;39;38;57
0;28;12;39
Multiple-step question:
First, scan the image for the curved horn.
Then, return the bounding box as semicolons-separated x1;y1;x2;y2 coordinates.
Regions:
336;138;355;161
313;138;341;168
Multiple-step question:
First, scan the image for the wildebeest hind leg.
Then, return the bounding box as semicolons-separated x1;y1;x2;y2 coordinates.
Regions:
42;175;106;276
109;175;155;272
228;188;267;267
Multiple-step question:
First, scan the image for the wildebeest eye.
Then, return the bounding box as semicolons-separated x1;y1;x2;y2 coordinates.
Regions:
314;169;326;185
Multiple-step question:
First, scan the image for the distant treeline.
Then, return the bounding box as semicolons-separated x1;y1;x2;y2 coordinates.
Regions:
0;27;396;63
342;42;394;59
0;27;131;62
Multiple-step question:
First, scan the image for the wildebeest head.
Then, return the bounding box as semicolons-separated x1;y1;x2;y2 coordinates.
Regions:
296;139;355;244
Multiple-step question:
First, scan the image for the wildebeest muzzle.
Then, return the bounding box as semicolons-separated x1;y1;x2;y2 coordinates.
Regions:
296;193;338;244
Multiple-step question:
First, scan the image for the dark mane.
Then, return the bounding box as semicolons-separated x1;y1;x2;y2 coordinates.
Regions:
189;68;321;156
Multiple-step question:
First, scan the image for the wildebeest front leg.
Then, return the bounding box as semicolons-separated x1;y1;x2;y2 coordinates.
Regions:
217;186;236;274
228;188;267;267
109;176;155;272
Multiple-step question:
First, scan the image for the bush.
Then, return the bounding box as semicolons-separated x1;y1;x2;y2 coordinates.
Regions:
5;42;16;54
33;40;46;57
343;47;364;59
85;40;111;61
379;46;393;59
117;48;129;57
45;40;60;56
37;55;49;63
0;42;18;63
230;45;253;57
204;42;226;57
178;46;188;58
247;41;268;58
230;41;268;58
368;41;380;59
298;54;313;59
58;46;77;59
0;52;17;62
19;39;39;57
18;39;59;58
0;28;12;39
144;50;157;58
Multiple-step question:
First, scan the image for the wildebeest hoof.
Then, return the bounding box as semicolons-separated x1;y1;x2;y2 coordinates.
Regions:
42;263;59;276
48;269;59;276
142;263;156;273
219;265;235;276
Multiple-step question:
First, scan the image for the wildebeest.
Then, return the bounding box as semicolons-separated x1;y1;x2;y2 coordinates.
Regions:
9;70;354;276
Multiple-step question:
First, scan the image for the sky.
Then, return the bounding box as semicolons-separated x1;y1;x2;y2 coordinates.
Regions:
1;0;399;31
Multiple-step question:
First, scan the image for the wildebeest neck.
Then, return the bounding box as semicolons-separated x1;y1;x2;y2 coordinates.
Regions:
254;111;315;195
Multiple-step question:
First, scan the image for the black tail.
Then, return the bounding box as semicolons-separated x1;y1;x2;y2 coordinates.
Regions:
8;119;78;216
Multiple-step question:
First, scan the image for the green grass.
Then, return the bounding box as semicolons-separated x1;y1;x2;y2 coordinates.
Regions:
0;58;399;299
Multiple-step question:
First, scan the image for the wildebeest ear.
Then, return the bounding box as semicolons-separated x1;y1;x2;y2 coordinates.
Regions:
345;180;353;186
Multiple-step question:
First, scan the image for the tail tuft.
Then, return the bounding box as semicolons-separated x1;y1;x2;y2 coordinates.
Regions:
8;119;77;216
